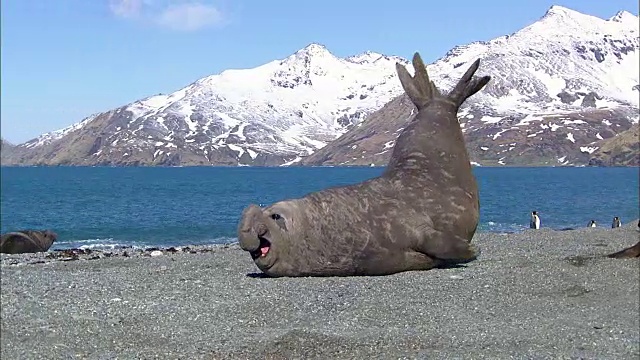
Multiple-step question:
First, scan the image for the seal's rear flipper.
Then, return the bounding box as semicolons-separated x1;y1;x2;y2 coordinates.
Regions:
395;53;490;110
415;228;479;264
396;53;441;110
448;60;491;108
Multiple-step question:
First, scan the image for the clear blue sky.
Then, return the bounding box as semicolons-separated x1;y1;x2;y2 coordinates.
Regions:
1;0;638;143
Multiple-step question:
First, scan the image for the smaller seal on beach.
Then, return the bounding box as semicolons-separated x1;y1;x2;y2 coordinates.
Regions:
611;216;621;228
587;220;597;228
530;211;540;229
0;230;57;254
607;241;640;259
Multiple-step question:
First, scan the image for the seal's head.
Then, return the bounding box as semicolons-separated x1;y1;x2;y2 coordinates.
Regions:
23;229;58;250
39;230;58;244
237;201;304;276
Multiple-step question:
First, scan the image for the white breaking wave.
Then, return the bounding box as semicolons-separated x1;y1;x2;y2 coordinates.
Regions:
51;236;238;251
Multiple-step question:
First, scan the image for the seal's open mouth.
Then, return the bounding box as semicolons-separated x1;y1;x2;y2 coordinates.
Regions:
250;236;271;259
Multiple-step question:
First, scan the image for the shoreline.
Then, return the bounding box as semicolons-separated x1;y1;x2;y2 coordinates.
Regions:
2;221;639;266
2;222;639;359
10;221;640;255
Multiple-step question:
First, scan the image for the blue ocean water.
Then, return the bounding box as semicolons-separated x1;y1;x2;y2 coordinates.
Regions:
1;166;638;250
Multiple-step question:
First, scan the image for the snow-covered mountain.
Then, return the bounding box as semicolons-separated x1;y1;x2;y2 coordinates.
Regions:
3;5;639;167
301;5;640;167
6;44;408;166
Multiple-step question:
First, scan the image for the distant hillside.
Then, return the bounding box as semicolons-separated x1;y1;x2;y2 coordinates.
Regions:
1;139;17;165
588;123;640;166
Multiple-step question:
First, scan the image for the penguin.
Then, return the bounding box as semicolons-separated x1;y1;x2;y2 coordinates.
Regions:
530;211;540;229
611;216;621;228
588;220;597;228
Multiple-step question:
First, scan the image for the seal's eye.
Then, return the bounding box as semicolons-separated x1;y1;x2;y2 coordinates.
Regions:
270;213;287;231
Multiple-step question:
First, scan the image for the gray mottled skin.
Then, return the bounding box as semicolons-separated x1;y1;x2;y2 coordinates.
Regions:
238;53;491;277
0;230;57;254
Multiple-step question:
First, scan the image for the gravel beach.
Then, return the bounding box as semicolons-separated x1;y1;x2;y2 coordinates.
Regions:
2;221;639;359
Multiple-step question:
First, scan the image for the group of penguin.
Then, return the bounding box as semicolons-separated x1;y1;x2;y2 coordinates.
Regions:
529;211;623;230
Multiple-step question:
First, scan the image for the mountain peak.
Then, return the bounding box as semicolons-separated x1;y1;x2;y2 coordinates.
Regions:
346;50;384;64
280;42;337;66
608;10;638;23
295;43;332;56
515;4;637;40
543;5;590;19
545;5;573;14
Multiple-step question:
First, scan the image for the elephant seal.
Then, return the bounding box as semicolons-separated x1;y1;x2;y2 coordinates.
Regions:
0;230;57;254
237;52;490;277
607;241;640;259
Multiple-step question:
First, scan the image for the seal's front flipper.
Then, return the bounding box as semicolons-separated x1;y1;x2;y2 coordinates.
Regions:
415;227;479;264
